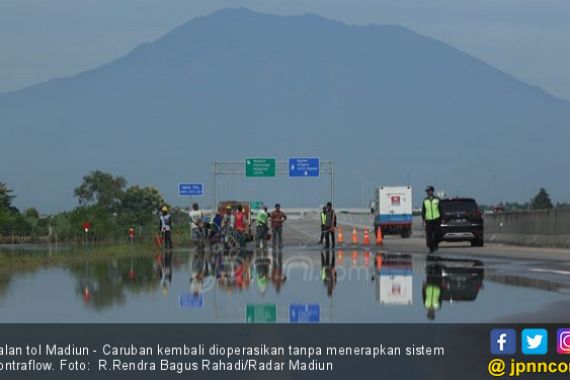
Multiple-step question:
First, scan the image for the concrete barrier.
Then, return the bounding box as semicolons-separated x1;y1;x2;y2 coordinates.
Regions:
484;209;570;248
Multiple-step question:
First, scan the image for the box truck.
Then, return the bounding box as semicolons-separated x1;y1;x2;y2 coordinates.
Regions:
374;186;412;238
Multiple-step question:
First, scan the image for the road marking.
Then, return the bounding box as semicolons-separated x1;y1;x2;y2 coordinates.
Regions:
287;222;318;248
288;223;316;238
529;268;570;276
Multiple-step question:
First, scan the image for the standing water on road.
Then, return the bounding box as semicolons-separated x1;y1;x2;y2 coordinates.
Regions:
1;238;569;323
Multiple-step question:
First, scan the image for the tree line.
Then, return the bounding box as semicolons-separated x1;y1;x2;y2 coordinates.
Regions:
0;170;188;242
1;175;569;242
481;188;569;211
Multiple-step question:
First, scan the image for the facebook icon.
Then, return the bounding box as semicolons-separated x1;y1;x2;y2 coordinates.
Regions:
491;329;517;355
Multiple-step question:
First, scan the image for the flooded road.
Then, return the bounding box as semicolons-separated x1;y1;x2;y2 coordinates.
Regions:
1;218;570;323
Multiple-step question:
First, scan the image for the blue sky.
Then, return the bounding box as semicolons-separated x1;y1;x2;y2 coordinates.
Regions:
1;0;569;101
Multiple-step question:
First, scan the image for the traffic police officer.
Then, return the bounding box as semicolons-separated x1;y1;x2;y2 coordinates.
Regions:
422;186;441;253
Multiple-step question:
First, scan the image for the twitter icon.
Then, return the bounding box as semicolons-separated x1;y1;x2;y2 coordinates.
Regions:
522;329;548;355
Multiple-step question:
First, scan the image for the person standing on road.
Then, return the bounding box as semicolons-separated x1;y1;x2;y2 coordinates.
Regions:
270;204;288;248
189;203;204;249
159;206;173;250
234;205;248;247
318;206;327;244
222;205;235;229
210;212;222;238
324;202;337;249
422;186;441;253
255;205;270;249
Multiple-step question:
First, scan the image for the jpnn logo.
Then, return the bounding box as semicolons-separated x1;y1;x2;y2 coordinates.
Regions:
522;329;548;355
491;329;516;355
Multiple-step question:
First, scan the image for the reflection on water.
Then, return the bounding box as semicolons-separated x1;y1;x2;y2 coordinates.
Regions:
321;250;337;297
371;253;484;320
422;256;484;321
0;245;568;323
188;249;289;297
76;251;164;309
373;253;413;305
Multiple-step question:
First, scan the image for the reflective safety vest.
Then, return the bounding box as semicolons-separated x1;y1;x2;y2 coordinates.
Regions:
424;285;441;310
424;198;441;221
189;210;203;230
257;210;268;226
320;212;326;225
160;214;171;231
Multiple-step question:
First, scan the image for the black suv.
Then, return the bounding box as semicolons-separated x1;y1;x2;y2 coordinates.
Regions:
437;198;484;247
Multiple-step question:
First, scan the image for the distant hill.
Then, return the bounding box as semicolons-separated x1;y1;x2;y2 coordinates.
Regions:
1;7;569;212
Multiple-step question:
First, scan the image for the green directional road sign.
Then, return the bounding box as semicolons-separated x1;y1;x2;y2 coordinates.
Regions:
245;158;276;177
245;303;277;323
250;201;263;210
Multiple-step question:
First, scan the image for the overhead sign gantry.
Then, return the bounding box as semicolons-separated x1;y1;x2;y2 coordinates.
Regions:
212;159;334;207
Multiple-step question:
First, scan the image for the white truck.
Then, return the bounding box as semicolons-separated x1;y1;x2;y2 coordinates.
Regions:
373;186;413;238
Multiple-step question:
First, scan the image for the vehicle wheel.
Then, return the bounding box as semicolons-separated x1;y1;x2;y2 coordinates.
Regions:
471;239;484;247
401;228;411;239
211;242;223;254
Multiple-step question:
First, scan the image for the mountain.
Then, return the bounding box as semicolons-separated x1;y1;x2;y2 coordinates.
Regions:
1;7;569;212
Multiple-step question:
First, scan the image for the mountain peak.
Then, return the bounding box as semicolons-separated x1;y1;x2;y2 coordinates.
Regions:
1;8;569;211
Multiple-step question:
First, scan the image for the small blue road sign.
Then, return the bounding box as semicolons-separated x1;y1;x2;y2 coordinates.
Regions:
290;304;320;323
178;183;204;196
179;293;204;308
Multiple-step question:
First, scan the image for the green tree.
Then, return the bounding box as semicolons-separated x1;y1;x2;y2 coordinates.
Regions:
67;205;120;240
24;207;40;219
530;188;553;210
0;183;25;236
74;170;127;212
0;213;31;236
0;182;17;213
119;186;165;226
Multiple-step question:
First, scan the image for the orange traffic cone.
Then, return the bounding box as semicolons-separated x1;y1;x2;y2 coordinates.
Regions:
352;227;358;244
337;250;344;264
376;227;383;246
375;254;383;270
364;251;370;267
363;229;370;245
351;251;358;266
337;226;344;243
83;287;91;303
